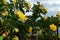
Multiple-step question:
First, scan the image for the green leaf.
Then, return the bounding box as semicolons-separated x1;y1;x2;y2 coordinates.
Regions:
0;36;4;40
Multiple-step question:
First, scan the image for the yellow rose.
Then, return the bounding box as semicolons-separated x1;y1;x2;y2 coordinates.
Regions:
2;11;8;16
44;8;48;13
12;0;16;4
14;9;28;21
37;30;42;34
39;5;48;14
50;24;57;31
39;5;45;10
25;2;31;10
43;16;47;21
18;12;28;21
14;9;20;15
25;17;28;21
28;26;32;32
1;19;4;23
13;36;19;40
3;0;7;4
39;30;42;34
57;12;60;17
14;28;19;33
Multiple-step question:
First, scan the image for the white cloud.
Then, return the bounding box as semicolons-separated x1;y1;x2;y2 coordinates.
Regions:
39;0;60;6
25;0;30;2
48;7;55;12
48;6;60;12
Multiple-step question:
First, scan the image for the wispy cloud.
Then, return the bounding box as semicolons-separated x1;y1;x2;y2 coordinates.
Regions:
40;0;60;6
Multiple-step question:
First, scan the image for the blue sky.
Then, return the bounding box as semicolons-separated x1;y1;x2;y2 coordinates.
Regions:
29;0;60;17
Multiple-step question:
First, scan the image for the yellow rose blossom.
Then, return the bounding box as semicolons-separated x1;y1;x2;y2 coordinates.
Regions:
50;24;57;31
14;9;28;21
14;28;19;33
28;26;32;32
37;30;42;34
2;11;8;16
39;5;45;10
39;30;42;34
57;11;60;17
12;0;16;4
18;12;28;21
39;5;48;14
43;16;47;21
3;0;7;4
37;31;39;34
44;8;48;13
1;19;4;23
14;9;20;15
13;36;19;40
25;2;31;10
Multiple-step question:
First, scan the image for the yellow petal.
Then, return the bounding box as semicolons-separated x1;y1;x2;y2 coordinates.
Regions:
15;28;19;33
45;9;48;13
43;16;47;21
25;2;31;10
2;11;8;16
14;9;28;21
14;9;20;15
57;12;60;17
3;0;7;4
12;0;16;4
29;26;32;32
1;19;4;23
50;24;57;31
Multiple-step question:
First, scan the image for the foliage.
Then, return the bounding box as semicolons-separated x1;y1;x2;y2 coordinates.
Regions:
0;0;60;40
